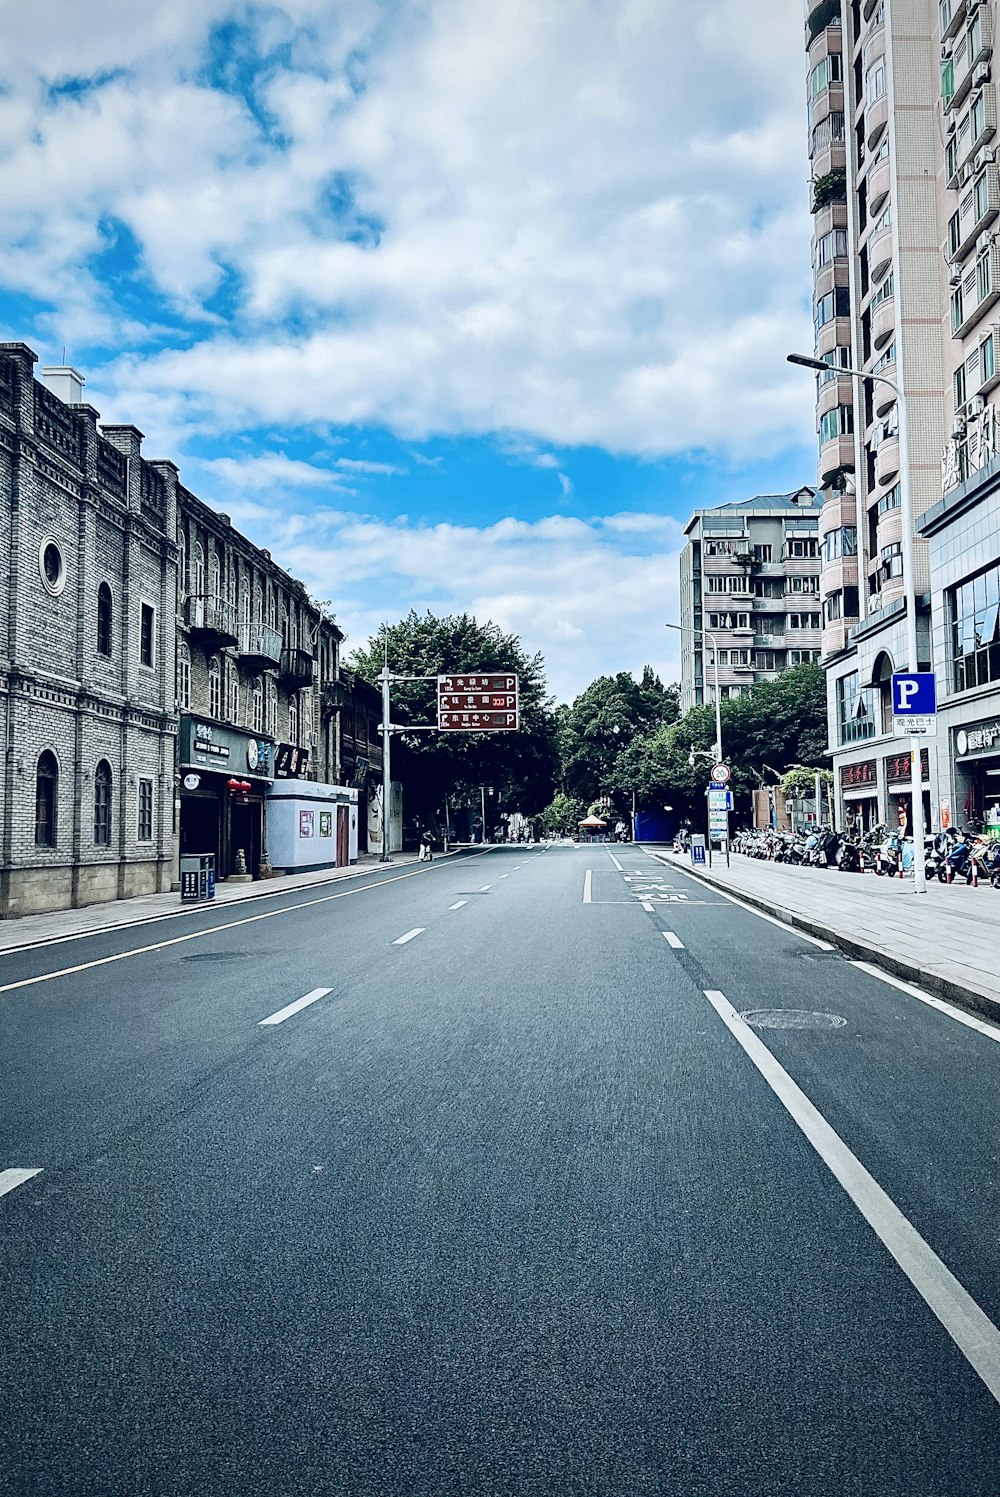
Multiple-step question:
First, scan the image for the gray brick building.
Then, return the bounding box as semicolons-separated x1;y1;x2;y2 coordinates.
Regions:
0;344;177;915
0;340;382;915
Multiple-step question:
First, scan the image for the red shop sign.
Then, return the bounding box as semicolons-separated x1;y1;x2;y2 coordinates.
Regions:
840;760;877;788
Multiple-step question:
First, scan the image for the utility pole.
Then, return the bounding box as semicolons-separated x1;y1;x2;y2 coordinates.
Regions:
380;663;392;862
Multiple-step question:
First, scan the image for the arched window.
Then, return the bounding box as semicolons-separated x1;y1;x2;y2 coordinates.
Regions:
267;678;277;736
211;556;221;606
229;670;240;724
96;582;113;657
178;529;187;598
35;751;58;847
267;587;276;630
177;643;191;709
208;657;221;718
94;760;112;845
252;681;263;733
288;697;298;746
193;542;205;597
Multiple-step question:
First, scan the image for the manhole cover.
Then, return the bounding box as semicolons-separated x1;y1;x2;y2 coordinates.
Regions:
740;1009;847;1031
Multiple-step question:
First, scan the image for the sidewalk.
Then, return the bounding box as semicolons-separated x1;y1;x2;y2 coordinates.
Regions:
0;851;436;955
660;849;1000;1020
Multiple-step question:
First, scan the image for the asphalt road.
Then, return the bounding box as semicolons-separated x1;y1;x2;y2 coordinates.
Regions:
2;843;1000;1496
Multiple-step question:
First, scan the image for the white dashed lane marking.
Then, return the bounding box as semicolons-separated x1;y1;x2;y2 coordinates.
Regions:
393;928;425;946
663;932;685;949
449;901;468;911
259;988;333;1026
0;1168;43;1200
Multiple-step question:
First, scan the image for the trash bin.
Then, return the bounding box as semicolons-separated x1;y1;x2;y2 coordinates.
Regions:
180;853;216;902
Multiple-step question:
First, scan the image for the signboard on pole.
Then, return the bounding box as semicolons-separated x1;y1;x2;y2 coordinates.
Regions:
891;672;937;736
437;674;519;731
711;763;730;783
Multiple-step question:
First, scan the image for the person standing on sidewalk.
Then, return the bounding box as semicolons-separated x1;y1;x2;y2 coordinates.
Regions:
419;830;433;862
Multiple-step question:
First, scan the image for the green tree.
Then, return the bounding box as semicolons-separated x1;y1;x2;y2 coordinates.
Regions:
349;610;560;827
559;668;679;805
538;792;588;835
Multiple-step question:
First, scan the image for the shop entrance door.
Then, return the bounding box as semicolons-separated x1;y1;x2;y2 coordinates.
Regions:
181;793;221;858
336;805;349;866
230;800;262;878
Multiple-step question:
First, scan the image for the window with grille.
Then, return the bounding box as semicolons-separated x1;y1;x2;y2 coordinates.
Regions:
94;761;112;846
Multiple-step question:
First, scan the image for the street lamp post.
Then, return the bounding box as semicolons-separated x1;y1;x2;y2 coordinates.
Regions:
787;352;926;892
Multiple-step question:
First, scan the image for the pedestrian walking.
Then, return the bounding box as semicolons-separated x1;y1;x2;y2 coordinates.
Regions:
419;830;433;862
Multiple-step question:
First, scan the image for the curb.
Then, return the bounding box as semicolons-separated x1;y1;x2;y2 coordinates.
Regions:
657;853;1000;1025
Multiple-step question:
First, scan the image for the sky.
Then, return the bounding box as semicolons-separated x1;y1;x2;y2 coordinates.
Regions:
0;0;817;702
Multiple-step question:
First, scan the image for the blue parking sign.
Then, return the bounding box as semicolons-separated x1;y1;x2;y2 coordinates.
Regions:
891;672;936;716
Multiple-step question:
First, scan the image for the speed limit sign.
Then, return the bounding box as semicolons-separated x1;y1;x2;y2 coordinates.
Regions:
711;763;730;783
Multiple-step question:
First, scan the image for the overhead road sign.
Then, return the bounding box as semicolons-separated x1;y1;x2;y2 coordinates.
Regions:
437;673;519;731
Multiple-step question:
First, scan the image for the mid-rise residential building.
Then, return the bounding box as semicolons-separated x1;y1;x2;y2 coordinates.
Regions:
803;0;1000;836
678;490;823;714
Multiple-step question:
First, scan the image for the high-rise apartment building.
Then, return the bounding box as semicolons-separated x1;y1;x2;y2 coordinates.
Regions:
802;0;1000;837
803;0;949;832
678;490;823;714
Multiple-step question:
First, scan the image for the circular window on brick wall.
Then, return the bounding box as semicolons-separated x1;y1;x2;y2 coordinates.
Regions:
38;537;66;596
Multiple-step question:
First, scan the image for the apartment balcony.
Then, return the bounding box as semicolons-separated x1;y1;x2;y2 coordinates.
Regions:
875;434;900;484
818;488;856;537
950;166;999;264
822;619;853;656
866;93;889;150
870;355;897;416
783;555;823;578
945;10;993;116
815;316;852;360
812;201;847;244
867;156;891;216
867;222;893;283
816;372;854;421
185;594;239;649
871;294;895;350
279;647;315;687
875;507;903;553
239;621;282;672
811;139;846;181
819;432;855;485
784;627;822;650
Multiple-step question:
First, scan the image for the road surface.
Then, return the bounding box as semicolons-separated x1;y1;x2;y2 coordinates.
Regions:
2;843;1000;1495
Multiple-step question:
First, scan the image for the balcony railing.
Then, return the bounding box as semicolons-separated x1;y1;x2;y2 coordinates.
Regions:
239;621;283;671
280;646;315;687
185;595;239;647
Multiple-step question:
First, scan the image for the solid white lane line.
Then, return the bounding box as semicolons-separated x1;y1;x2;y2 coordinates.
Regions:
663;862;833;950
393;928;425;945
583;870;593;904
851;961;1000;1045
608;852;624;871
663;932;685;949
0;1168;43;1199
259;987;333;1027
0;861;480;1000
703;988;1000;1407
449;900;468;910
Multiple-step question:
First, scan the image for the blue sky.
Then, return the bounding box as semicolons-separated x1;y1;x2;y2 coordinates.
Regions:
0;0;817;701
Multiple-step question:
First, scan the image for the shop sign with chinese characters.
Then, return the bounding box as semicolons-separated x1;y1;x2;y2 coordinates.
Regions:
840;760;877;789
884;748;930;784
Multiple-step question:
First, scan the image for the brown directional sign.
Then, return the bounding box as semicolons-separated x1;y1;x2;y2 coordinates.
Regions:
437;674;519;730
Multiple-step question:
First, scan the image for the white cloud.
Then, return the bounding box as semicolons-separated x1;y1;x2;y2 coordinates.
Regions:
190;498;686;699
335;457;407;475
195;453;348;492
0;0;815;462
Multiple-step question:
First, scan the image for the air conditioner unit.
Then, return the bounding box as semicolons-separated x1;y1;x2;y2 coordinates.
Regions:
975;149;987;172
969;394;986;415
946;114;958;135
949;264;964;284
962;163;976;184
951;416;968;438
942;41;955;59
974;67;992;88
984;150;997;166
978;229;992;253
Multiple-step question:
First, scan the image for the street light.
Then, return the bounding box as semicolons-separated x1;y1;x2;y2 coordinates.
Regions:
787;351;926;893
665;621;722;764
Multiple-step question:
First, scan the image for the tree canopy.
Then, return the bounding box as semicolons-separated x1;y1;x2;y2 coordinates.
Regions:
558;669;679;802
349;610;560;825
